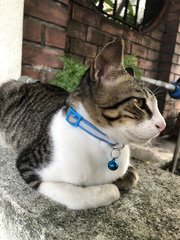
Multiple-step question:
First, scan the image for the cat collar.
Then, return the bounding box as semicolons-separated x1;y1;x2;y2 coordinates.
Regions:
66;107;125;171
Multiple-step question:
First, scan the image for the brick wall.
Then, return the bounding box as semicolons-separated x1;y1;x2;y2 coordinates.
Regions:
158;0;180;134
66;0;166;83
22;0;180;134
22;0;69;82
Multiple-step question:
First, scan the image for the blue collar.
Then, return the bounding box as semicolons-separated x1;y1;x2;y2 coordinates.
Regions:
66;107;125;171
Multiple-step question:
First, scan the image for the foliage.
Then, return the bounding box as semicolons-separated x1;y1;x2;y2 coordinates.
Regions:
93;0;135;26
51;55;141;92
124;55;141;79
50;57;87;92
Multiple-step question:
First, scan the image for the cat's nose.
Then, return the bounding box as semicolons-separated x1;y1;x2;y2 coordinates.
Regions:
155;120;166;132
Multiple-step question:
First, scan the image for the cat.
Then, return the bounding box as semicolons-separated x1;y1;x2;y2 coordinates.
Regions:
0;39;166;210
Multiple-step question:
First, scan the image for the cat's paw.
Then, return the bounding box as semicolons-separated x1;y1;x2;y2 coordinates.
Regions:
114;166;139;191
98;184;120;206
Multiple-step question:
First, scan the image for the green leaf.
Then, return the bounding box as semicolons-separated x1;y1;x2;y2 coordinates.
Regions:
104;8;113;13
124;55;141;80
104;0;114;8
50;57;87;92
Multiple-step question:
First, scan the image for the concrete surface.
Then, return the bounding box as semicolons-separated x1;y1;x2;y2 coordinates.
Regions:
0;139;180;240
130;135;177;166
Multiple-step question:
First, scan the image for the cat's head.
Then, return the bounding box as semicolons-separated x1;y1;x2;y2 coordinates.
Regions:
74;39;166;144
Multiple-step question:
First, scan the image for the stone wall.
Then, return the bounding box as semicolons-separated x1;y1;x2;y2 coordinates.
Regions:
22;0;180;134
0;140;180;240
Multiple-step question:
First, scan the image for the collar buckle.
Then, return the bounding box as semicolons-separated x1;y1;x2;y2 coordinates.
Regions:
66;108;82;127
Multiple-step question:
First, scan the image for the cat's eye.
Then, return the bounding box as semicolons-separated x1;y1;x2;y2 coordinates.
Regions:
133;98;152;116
133;98;146;109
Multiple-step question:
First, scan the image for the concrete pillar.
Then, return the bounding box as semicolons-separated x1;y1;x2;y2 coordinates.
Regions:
0;0;24;84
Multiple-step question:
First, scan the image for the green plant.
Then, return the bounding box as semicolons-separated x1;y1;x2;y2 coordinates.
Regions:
51;54;141;93
93;0;135;26
50;56;87;92
124;55;141;79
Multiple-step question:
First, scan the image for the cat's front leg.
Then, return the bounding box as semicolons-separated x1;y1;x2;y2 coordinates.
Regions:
38;182;120;210
114;166;139;191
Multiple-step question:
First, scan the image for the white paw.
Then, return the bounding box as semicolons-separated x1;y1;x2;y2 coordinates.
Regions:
99;184;120;206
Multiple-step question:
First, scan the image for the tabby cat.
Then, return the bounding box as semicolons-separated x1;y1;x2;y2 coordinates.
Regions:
0;40;166;210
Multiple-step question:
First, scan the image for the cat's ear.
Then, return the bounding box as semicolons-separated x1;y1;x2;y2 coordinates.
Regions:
90;39;125;81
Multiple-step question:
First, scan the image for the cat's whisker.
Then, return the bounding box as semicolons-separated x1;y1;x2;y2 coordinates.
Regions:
153;89;167;97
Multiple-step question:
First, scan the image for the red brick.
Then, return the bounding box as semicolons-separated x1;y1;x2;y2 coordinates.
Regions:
163;111;168;119
174;74;180;80
67;21;87;41
176;33;180;44
85;57;94;67
100;18;123;36
175;101;180;110
147;49;159;61
171;64;180;75
22;65;42;79
164;100;175;110
70;39;97;58
149;39;161;51
175;44;180;54
131;44;147;58
138;59;158;71
151;29;164;41
23;18;41;43
23;43;64;68
124;41;132;54
87;27;112;46
24;0;68;27
72;4;100;27
172;54;179;64
144;70;158;79
167;110;179;118
169;73;176;82
125;30;143;45
45;27;66;49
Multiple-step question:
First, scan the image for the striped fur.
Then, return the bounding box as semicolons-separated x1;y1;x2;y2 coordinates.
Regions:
0;39;166;209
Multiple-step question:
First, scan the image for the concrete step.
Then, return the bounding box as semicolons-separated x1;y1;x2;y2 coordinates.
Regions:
0;142;180;240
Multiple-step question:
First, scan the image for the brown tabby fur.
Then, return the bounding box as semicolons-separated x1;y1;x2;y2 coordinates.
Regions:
0;39;152;190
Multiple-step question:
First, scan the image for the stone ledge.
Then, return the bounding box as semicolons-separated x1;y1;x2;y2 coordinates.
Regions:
130;136;176;166
0;142;180;240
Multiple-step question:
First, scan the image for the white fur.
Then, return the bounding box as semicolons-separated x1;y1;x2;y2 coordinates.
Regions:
38;98;165;210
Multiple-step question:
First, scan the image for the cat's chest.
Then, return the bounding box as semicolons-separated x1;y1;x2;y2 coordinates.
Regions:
38;110;130;185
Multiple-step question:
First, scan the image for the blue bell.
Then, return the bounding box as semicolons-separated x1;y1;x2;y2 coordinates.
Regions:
108;158;118;171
